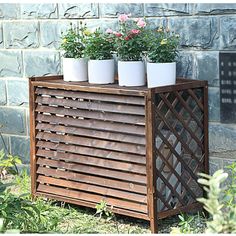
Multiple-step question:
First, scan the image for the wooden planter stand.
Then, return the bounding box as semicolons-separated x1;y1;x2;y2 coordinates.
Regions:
29;76;209;233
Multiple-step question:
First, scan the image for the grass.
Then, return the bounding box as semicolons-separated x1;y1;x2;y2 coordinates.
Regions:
4;169;206;233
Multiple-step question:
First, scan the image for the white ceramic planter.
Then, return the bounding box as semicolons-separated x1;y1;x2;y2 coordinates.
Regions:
88;59;115;84
147;62;176;88
118;61;145;87
63;58;88;82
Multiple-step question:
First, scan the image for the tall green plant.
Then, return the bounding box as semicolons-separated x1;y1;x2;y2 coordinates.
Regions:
197;169;236;233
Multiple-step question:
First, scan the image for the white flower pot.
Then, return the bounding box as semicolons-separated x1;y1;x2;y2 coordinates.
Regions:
63;58;88;82
118;61;145;87
147;62;176;88
88;59;115;84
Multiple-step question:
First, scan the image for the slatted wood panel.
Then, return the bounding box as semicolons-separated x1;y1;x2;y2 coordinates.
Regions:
29;76;209;233
33;85;148;218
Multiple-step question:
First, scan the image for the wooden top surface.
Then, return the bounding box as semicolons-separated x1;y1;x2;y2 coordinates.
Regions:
29;75;207;96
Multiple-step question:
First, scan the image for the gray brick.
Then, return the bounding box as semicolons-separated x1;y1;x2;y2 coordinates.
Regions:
21;4;58;19
58;3;98;19
0;80;6;105
209;123;236;152
24;51;61;77
193;3;236;15
220;16;236;50
0;134;9;154
144;3;189;16
0;51;23;77
0;4;20;19
195;52;219;87
4;21;39;49
0;23;3;48
99;3;143;17
7;80;29;106
209;157;223;175
145;17;167;29
176;51;194;79
40;21;77;49
208;87;220;122
10;136;30;164
84;19;118;31
0;107;26;135
169;17;219;49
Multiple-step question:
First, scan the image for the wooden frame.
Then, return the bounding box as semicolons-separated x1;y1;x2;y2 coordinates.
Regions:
29;76;209;233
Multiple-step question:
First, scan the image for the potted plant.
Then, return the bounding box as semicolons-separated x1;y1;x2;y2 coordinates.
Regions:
113;14;147;87
60;22;88;82
84;28;115;84
145;27;180;88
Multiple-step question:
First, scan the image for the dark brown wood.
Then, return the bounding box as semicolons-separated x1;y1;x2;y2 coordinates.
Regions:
37;175;147;204
37;166;146;194
36;140;146;164
37;184;148;213
36;131;146;155
35;192;150;220
36;113;145;136
36;149;146;174
29;78;37;195
35;87;145;105
36;157;147;184
36;104;145;125
145;90;158;233
36;122;146;145
36;96;145;115
29;76;209;233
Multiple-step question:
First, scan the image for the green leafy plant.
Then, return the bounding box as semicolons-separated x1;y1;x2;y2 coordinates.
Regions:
224;162;236;206
84;28;115;60
197;169;236;233
60;22;88;58
95;200;114;220
145;27;179;63
0;149;22;178
112;14;147;61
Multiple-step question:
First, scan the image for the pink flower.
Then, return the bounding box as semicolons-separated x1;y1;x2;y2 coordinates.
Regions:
124;36;130;41
106;28;113;34
113;31;122;37
137;18;146;28
118;14;129;23
130;29;140;34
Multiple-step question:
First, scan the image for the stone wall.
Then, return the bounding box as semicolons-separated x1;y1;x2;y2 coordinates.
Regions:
0;3;236;172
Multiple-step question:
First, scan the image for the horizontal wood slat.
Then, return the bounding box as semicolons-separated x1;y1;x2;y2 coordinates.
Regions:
36;141;146;164
36;122;146;145
36;105;145;125
36;114;145;136
37;157;147;184
36;149;146;174
37;175;147;204
37;166;146;194
36;96;145;116
35;87;145;105
36;131;146;155
37;184;147;214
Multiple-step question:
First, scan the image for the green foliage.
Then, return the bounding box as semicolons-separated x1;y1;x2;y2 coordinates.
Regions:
95;200;114;220
145;27;180;63
197;169;236;233
60;22;88;58
224;162;236;206
171;213;205;234
114;15;147;61
0;149;22;178
84;28;115;60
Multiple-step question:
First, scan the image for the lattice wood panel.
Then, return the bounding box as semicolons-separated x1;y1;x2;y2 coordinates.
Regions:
153;88;206;216
33;86;148;219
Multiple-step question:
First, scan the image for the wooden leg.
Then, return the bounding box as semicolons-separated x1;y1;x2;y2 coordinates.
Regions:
150;216;158;233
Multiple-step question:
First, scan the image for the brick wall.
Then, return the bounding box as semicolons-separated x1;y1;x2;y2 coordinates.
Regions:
0;3;236;173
